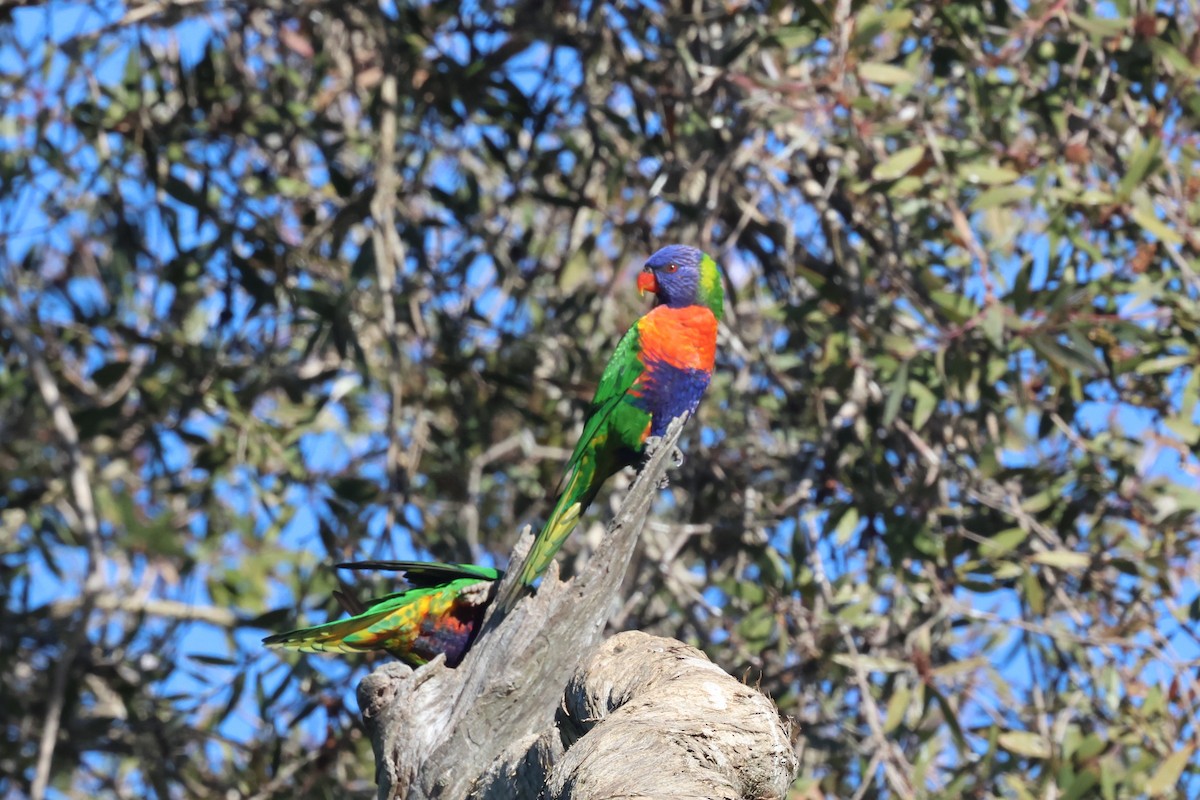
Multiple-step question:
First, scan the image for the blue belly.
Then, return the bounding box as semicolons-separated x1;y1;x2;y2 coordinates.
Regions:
640;360;712;437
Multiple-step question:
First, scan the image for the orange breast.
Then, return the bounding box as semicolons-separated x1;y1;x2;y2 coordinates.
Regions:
637;305;718;371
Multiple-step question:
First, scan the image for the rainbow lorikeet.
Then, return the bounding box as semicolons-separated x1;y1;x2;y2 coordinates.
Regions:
262;561;500;666
512;244;724;592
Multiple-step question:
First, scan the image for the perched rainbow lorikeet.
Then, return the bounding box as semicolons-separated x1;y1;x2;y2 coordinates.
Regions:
262;561;500;666
512;244;725;592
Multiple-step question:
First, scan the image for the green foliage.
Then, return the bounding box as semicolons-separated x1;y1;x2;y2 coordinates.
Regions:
2;1;1198;797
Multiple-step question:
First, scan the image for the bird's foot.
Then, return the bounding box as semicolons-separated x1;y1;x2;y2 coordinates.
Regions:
656;449;684;488
645;436;686;468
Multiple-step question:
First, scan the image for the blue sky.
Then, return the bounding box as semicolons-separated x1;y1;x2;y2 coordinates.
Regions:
4;2;1199;797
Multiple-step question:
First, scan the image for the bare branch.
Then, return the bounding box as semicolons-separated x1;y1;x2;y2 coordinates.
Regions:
0;296;104;800
370;70;409;545
802;512;915;799
49;595;241;628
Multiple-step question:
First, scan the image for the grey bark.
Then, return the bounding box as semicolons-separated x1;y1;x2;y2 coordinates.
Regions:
358;417;797;799
547;631;798;800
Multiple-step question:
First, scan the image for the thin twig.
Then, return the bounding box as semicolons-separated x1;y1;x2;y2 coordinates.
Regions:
1163;242;1200;296
369;71;409;544
755;352;916;795
0;297;105;800
922;122;995;302
802;511;915;799
460;431;571;558
49;595;241;627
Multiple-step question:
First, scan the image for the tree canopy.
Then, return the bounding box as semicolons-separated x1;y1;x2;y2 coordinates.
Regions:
2;1;1198;797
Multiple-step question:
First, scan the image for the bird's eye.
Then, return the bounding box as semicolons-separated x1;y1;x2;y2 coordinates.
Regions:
663;263;679;274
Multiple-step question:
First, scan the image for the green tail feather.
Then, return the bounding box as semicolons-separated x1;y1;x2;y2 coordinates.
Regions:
264;563;502;661
262;601;409;655
516;454;603;587
517;497;582;588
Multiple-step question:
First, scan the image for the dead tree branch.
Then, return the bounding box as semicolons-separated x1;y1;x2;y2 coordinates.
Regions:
360;417;710;799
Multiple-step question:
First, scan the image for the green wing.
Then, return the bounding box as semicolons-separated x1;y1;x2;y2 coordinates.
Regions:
264;566;499;663
565;323;648;473
336;560;502;588
513;323;651;590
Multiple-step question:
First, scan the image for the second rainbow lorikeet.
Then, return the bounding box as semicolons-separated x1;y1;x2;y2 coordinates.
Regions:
511;244;725;594
263;561;500;666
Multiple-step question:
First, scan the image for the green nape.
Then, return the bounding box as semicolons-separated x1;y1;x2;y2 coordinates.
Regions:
697;253;725;321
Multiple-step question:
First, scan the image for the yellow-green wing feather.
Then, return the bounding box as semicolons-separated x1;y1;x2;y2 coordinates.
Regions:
264;565;500;665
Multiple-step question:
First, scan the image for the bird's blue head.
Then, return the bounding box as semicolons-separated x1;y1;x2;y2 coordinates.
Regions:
637;244;724;319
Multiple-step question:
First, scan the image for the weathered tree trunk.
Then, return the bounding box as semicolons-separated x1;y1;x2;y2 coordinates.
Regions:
358;418;797;798
544;630;798;799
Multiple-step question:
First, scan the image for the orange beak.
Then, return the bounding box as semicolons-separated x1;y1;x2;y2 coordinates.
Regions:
637;271;658;298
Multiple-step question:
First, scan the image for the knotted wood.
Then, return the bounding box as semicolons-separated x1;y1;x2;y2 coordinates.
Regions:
546;631;798;800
